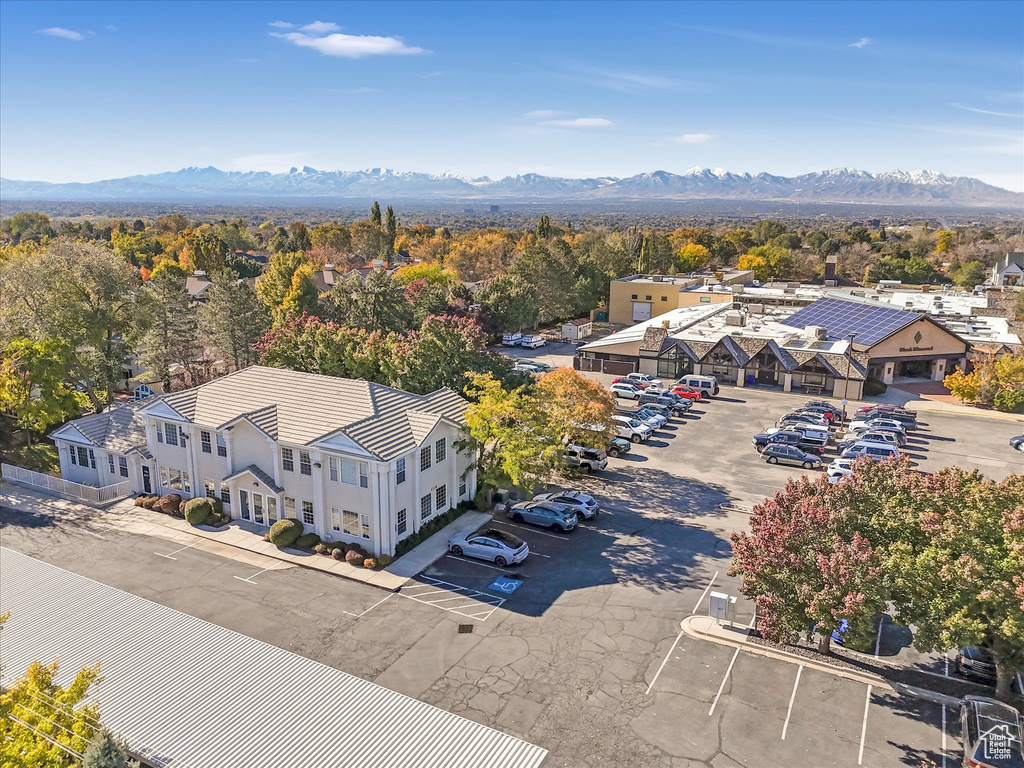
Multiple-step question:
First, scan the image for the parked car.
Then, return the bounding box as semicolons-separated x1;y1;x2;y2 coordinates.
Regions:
610;382;642;400
762;443;823;469
855;410;918;430
959;696;1024;768
607;436;632;458
669;384;702;401
519;334;546;349
765;424;830;446
448;527;529;566
752;430;826;455
534;489;599;520
563;444;608;473
827;458;856;483
624;372;663;388
612;376;652;389
856;403;917;418
528;361;552;372
958;646;999;683
508;501;578;532
639;391;691;413
849;417;908;434
611;414;653;443
1010;435;1024;453
845;425;907;447
634;408;668;429
841;440;900;462
676;374;719;397
777;412;830;429
791;405;837;422
501;332;522;346
804;400;844;420
637;402;674;420
838;431;902;452
513;363;542;374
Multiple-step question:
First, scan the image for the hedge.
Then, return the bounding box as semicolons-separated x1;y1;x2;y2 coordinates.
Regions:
862;378;888;397
156;494;182;516
393;505;471;558
183;497;212;525
295;532;321;550
268;518;303;547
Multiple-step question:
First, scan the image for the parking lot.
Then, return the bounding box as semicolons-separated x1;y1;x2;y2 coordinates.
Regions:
2;344;1021;768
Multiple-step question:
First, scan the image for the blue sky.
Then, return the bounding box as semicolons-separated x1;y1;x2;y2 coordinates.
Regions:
2;0;1022;190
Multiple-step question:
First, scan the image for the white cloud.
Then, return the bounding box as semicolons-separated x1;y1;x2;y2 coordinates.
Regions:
299;21;341;34
952;102;1024;118
228;152;305;173
523;109;566;119
540;117;614;128
849;37;872;48
36;27;84;41
670;133;715;144
272;26;428;58
268;21;295;29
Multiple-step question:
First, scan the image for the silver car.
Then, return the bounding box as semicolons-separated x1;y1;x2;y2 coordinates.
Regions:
633;409;666;429
508;501;578;532
533;489;599;520
447;527;529;566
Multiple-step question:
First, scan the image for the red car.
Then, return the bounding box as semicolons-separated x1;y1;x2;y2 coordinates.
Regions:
612;377;651;390
669;384;702;402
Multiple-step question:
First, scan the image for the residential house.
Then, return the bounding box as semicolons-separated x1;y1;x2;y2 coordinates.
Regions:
50;366;477;557
992;252;1024;286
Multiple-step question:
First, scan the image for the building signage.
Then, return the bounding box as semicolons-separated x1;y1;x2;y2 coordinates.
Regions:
897;346;934;353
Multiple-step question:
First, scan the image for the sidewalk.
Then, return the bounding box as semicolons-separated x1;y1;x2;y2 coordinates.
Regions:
1;481;488;592
871;386;1024;424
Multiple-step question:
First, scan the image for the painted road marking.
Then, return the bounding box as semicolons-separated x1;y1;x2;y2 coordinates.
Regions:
709;647;740;717
692;570;719;614
781;665;803;740
496;521;569;540
858;685;872;765
398;576;506;621
646;630;683;695
444;554;509;572
342;594;392;618
233;562;282;585
154;540;199;560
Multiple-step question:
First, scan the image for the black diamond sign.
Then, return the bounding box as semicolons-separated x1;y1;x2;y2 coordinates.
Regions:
914;331;923;344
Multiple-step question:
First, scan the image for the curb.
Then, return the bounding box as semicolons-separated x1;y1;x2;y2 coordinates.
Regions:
914;406;1024;424
681;615;961;707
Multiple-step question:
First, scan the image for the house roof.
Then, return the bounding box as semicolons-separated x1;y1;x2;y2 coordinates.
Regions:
154;366;468;460
223;464;284;494
996;252;1024;271
51;400;149;454
185;273;212;298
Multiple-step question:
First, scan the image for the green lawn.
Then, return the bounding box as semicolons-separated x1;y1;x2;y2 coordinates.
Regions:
0;439;60;475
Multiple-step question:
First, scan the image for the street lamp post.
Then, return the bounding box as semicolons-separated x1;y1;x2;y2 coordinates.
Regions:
840;332;857;424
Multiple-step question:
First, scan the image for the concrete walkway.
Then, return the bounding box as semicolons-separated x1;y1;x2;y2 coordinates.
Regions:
1;482;489;592
870;387;1024;424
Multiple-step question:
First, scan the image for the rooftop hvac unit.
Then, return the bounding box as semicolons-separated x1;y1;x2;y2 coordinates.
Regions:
653;275;663;282
824;280;838;287
805;325;827;341
725;311;747;327
747;303;766;315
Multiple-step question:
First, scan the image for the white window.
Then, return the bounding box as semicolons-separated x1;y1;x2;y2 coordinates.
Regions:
182;471;191;494
118;456;129;478
267;497;277;522
360;513;371;540
204;477;216;497
284;497;296;518
459;473;467;498
200;431;212;454
281;447;294;472
163;422;178;447
329;456;338;482
216;433;227;457
420;446;432;471
88;449;96;469
420;493;432;521
301;500;314;526
156;425;163;443
108;454;116;474
343;509;359;536
359;462;368;489
396;457;406;484
69;446;78;465
299;450;311;476
220;486;230;504
159;466;168;488
341;459;357;485
435;438;446;463
331;507;341;532
435;484;447;511
397;508;407;535
75;446;91;468
169;468;182;490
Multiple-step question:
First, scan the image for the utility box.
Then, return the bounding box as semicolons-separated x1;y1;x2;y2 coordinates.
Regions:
709;591;737;624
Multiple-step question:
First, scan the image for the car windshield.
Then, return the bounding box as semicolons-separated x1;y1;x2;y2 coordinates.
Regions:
484;529;524;548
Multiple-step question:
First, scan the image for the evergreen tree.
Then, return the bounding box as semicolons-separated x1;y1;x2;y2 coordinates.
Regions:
384;205;397;256
537;215;552;239
370;201;382;226
83;730;139;768
138;268;201;391
200;271;270;370
289;221;312;253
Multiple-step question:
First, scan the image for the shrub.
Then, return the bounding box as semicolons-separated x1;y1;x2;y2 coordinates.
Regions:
138;495;159;510
156;494;182;515
332;548;345;561
268;518;303;547
345;549;364;566
295;532;321;549
994;388;1024;414
376;554;392;568
183;497;212;525
473;488;490;511
345;543;366;557
314;543;328;555
262;533;271;542
134;496;147;507
209;497;224;516
326;541;344;552
862;378;887;397
363;558;377;570
206;512;228;528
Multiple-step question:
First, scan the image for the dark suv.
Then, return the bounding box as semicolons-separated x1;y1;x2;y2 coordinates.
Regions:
960;696;1024;768
639;391;691;413
752;430;826;455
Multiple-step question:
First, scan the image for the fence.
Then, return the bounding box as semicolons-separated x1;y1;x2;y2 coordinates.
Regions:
1;463;131;505
573;356;637;376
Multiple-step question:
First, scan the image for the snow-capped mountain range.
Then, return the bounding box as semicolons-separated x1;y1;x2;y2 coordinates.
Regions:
2;166;1019;207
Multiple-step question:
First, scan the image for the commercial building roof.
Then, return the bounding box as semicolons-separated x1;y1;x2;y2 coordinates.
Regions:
50;400;149;453
781;295;920;346
155;366;468;460
0;548;548;768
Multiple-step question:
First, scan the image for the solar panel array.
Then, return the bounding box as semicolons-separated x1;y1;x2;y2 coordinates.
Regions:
781;297;917;345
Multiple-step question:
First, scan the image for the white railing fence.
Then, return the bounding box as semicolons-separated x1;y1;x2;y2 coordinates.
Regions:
1;463;131;505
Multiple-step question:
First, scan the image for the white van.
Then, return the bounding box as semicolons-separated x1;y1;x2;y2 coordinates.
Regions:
840;441;899;462
519;334;546;349
677;374;720;397
502;332;522;346
611;414;652;443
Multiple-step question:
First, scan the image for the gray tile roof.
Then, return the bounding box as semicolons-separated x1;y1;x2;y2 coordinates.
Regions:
639;326;668;353
158;366;468;460
56;400;149;453
223;464;284;494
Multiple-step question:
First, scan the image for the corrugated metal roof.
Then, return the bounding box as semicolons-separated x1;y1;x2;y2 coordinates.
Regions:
0;549;548;768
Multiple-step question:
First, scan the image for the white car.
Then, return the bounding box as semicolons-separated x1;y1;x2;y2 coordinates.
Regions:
827;457;855;480
513;363;542;374
848;418;906;435
611;414;652;443
533;489;599;520
610;382;642;400
634;408;667;429
625;373;663;388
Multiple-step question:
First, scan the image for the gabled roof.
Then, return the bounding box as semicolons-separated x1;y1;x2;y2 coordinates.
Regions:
996;252;1024;271
639;327;668;353
51;400;148;454
152;366;468;460
223;464;283;494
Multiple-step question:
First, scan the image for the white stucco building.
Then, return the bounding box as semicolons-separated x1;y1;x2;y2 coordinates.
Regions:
50;367;477;556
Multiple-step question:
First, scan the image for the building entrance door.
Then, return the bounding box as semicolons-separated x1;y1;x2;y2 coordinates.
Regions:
141;466;152;494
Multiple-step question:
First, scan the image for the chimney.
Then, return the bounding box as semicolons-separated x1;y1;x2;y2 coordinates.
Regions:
194;270;206;277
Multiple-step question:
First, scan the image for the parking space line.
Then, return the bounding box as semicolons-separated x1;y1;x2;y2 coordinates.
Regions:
233;562;282;585
691;570;719;614
495;521;569;540
941;703;947;768
397;576;507;621
154;540;199;560
646;630;683;695
780;665;802;740
444;554;508;572
341;593;393;618
709;647;740;716
858;685;872;765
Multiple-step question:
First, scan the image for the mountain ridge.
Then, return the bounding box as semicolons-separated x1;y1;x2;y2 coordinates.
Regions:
2;166;1020;207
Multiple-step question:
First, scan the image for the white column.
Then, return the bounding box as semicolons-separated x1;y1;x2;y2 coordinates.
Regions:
311;451;325;537
931;359;946;381
883;363;895;384
448;435;457;508
370;463;386;557
270;442;281;487
736;368;746;387
783;373;793;393
412;448;422;535
182;424;199;498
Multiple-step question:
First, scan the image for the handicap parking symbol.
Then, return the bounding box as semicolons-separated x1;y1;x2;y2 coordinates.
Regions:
488;576;523;594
